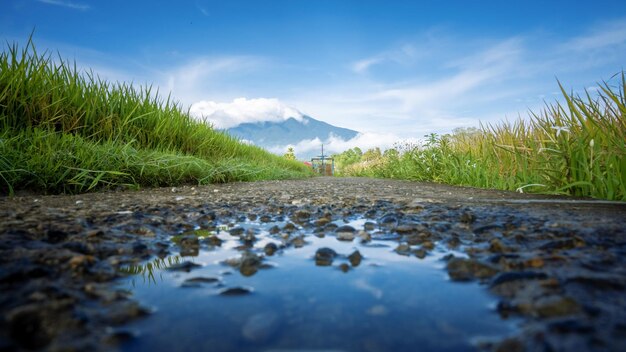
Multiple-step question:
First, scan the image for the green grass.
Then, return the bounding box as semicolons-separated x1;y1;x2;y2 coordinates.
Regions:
336;75;626;201
0;36;311;194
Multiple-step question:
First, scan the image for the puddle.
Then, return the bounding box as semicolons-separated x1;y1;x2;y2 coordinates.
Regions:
120;216;516;352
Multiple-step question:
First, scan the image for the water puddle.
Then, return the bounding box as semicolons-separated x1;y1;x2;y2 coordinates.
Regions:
120;216;516;351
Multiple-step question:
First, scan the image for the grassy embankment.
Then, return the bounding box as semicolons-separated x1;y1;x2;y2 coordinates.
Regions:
0;38;312;195
336;75;626;201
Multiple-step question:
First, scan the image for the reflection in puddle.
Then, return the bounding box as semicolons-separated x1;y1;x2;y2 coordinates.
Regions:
121;216;516;352
120;255;185;286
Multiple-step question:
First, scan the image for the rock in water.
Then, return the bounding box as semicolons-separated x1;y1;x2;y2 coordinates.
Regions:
446;257;499;281
219;287;253;296
348;250;363;266
335;225;356;241
315;247;337;266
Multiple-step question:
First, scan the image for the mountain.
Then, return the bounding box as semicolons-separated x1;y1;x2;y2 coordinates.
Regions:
226;115;358;157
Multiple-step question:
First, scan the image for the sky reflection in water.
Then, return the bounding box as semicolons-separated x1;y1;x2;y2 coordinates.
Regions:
120;217;516;352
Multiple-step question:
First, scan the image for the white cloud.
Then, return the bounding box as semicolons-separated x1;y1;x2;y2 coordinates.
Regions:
163;56;262;104
197;5;210;16
267;132;418;158
299;38;525;138
351;57;385;73
38;0;89;10
189;97;303;129
350;43;421;74
564;18;626;51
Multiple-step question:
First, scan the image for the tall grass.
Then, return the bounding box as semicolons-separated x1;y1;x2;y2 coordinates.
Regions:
0;36;311;194
340;76;626;201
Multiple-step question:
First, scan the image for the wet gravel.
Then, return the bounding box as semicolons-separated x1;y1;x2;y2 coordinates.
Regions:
1;177;625;351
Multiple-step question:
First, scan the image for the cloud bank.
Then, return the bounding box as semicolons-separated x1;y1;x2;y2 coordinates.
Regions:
189;97;303;129
267;132;418;159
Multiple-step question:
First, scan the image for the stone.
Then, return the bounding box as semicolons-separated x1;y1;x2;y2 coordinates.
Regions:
181;277;220;288
205;235;223;246
363;222;376;231
534;295;581;318
548;319;595;333
394;243;411;256
336;225;356;241
447;258;499;281
490;271;549;287
460;211;476;224
395;223;419;234
104;301;150;325
219;287;253;296
379;214;399;230
179;235;199;247
7;304;51;349
315;247;337;266
314;218;330;227
229;227;245;236
283;222;297;232
290;236;306;248
358;231;372;243
348;250;363;267
45;229;68;244
242;230;256;243
421;240;435;250
339;263;350;272
269;225;280;234
489;238;507;253
264;242;278;256
239;252;263;277
413;248;427;259
166;261;201;272
294;210;311;219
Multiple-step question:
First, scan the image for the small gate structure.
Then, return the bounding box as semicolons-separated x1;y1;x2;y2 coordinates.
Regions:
310;145;334;176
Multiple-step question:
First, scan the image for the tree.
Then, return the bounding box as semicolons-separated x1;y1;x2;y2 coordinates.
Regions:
283;147;296;160
362;147;382;162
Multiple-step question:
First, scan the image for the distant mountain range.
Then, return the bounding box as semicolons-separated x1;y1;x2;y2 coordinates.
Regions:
226;115;358;158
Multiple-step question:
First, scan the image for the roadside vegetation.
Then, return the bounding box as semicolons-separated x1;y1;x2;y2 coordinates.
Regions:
334;75;626;201
0;37;311;195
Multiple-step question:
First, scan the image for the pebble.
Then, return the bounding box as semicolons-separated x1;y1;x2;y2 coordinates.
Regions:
490;271;549;287
166;261;201;272
205;235;223;246
336;225;356;241
413;248;427;259
394;243;411;256
358;231;372;243
239;252;263;277
6;304;51;349
447;257;499;281
348;250;363;266
264;242;278;256
315;247;337;266
290;236;306;248
179;235;199;248
181;277;220;288
219;286;254;296
363;222;376;231
379;214;399;230
534;295;581;318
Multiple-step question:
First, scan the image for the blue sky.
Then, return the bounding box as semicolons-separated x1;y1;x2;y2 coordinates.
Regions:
2;0;626;153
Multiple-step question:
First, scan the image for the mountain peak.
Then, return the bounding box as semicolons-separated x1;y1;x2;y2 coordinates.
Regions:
226;115;358;158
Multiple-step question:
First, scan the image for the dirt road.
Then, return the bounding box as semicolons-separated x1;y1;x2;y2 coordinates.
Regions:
1;177;625;351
